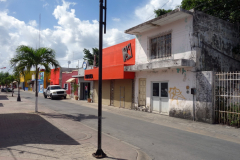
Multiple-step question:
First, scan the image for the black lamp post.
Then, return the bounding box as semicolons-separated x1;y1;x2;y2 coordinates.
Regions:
92;0;107;158
17;81;21;101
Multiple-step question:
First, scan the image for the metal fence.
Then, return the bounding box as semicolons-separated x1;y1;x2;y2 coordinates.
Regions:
215;72;240;127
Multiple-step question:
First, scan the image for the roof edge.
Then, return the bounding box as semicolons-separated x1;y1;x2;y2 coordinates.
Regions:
125;8;193;34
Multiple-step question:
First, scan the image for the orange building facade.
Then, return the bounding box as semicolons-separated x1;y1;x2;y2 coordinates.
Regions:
84;39;135;109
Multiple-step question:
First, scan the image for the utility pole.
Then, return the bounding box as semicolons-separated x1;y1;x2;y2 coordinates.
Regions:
39;14;41;48
92;0;107;158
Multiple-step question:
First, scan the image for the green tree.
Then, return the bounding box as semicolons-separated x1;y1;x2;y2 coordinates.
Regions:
0;72;14;92
0;71;5;86
180;0;240;23
10;45;60;112
83;48;99;67
154;9;173;17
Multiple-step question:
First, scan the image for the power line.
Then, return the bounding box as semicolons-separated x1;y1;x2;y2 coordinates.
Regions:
144;0;171;22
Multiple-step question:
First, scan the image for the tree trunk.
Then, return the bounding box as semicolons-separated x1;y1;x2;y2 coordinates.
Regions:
35;68;39;112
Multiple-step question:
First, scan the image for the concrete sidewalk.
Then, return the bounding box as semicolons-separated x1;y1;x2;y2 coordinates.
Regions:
0;93;150;160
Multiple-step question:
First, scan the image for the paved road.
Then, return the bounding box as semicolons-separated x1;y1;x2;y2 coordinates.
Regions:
19;91;240;160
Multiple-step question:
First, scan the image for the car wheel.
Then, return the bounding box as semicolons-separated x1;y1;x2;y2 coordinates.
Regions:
50;94;53;100
44;93;47;98
64;96;66;99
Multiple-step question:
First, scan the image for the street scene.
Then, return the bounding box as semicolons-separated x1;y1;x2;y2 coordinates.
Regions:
1;0;240;159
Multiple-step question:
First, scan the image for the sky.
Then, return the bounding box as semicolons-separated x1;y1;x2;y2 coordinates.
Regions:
0;0;182;72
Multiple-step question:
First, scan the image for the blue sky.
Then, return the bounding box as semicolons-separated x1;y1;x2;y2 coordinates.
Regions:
0;0;182;71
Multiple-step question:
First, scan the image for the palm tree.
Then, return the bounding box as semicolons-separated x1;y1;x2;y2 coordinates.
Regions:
10;45;60;112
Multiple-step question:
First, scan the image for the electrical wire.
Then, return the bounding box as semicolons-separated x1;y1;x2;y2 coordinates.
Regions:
144;0;171;22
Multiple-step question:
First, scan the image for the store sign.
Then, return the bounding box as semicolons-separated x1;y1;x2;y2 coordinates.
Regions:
85;74;93;79
39;72;44;80
83;61;87;70
122;43;133;62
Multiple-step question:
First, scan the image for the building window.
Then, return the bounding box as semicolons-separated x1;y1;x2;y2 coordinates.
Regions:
150;33;171;59
64;83;68;90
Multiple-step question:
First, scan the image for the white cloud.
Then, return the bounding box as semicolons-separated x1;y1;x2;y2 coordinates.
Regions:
112;18;120;22
0;0;6;2
43;3;49;8
0;0;132;71
28;20;37;27
135;0;182;22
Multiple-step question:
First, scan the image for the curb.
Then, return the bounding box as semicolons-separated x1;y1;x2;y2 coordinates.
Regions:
136;149;152;160
77;119;152;160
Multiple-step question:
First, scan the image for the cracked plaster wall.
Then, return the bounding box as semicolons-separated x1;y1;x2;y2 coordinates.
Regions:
192;11;240;123
192;11;240;72
135;67;196;119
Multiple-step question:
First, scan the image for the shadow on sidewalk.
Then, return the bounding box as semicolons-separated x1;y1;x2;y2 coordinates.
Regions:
40;113;103;122
0;95;9;100
0;113;80;149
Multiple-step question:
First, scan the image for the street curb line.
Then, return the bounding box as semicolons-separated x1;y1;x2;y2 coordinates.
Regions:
77;121;152;160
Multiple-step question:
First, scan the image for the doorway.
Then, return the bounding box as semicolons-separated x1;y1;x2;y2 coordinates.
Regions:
81;82;90;100
151;82;169;114
138;78;146;107
120;86;125;108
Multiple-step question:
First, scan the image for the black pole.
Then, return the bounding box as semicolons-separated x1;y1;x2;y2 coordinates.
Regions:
17;82;21;101
93;0;106;158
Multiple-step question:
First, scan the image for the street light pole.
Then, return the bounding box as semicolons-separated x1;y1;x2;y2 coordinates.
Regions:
93;0;107;158
17;81;21;101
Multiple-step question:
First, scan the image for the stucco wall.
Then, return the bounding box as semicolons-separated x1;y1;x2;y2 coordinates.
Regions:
61;70;78;96
191;11;240;123
192;11;240;72
50;68;60;85
135;67;196;119
135;15;194;64
195;71;214;123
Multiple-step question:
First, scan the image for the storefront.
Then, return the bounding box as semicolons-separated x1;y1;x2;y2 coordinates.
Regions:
38;72;44;93
62;70;78;99
72;67;93;101
84;39;135;109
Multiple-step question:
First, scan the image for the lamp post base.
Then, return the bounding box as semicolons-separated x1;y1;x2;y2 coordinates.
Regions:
92;149;107;159
17;94;21;101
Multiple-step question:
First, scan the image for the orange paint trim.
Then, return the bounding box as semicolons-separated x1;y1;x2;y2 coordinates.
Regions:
84;39;135;81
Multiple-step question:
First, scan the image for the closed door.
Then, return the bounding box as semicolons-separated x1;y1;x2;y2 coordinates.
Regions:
110;80;114;106
152;82;169;114
120;86;125;108
138;78;146;107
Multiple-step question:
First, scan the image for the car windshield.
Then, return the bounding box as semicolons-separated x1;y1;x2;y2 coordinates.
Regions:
51;86;61;90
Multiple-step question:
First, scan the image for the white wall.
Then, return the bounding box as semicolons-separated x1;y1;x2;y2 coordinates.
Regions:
135;15;193;64
134;67;196;115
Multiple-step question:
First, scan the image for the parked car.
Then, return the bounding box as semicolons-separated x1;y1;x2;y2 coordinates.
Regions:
1;88;12;92
43;85;67;100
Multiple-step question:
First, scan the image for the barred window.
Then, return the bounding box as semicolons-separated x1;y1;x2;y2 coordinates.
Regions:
150;33;171;59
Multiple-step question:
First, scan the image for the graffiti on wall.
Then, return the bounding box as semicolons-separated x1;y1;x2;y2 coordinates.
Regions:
169;87;186;104
176;68;186;74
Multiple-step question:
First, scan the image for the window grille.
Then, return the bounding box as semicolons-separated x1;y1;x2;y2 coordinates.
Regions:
150;33;171;59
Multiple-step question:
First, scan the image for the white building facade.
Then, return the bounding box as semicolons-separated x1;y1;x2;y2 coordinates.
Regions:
125;8;240;123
